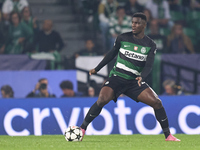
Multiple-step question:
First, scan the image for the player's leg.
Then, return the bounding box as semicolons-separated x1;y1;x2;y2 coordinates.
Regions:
137;87;180;141
80;86;114;131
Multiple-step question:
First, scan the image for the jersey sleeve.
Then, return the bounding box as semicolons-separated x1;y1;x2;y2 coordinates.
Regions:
95;36;121;72
140;42;157;81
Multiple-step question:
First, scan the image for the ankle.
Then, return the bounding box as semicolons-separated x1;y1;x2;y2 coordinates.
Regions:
80;124;87;130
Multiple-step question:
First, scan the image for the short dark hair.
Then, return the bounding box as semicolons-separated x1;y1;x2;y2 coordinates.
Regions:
60;80;73;90
38;78;47;83
132;12;147;22
1;85;14;98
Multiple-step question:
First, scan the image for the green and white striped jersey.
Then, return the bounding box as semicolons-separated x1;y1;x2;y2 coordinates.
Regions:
109;32;157;80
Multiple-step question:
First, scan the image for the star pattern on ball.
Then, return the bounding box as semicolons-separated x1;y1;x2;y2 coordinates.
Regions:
76;133;82;141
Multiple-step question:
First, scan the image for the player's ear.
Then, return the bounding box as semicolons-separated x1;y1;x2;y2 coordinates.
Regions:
143;21;147;28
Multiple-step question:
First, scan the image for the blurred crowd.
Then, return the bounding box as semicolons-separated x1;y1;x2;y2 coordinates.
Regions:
1;0;199;98
0;0;64;55
79;0;200;54
1;79;97;98
0;0;199;58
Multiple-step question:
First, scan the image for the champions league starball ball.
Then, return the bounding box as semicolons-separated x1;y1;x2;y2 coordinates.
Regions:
64;126;83;142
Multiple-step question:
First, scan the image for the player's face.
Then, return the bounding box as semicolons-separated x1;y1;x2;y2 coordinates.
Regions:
132;17;146;35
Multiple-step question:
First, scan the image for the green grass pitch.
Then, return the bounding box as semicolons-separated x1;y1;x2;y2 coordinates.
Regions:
0;134;199;150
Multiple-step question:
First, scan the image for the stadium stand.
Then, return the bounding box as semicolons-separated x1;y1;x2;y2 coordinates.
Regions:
30;0;85;58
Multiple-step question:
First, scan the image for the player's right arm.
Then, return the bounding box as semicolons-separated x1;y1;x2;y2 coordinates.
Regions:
89;36;121;75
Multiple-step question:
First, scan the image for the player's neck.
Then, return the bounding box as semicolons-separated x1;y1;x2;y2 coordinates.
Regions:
133;32;145;39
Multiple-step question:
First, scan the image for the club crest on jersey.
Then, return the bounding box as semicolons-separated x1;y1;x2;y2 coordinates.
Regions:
134;46;138;51
141;47;146;53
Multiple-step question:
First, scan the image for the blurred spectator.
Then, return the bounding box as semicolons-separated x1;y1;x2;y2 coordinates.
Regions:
145;0;172;27
167;0;182;11
147;19;167;53
26;78;56;98
98;0;118;50
0;12;9;54
191;0;200;10
34;20;64;53
21;6;39;52
87;86;95;97
75;39;100;58
143;8;153;34
21;6;39;36
109;6;132;48
89;79;100;95
81;0;101;23
0;0;4;8
5;11;33;54
0;16;5;55
60;80;82;97
167;23;195;54
0;32;5;54
65;39;98;70
181;0;191;14
137;0;149;6
2;0;28;14
0;13;11;47
124;0;144;16
162;79;184;95
1;85;14;98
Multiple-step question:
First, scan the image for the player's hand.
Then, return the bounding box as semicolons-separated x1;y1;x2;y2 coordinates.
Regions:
89;69;97;75
135;77;142;87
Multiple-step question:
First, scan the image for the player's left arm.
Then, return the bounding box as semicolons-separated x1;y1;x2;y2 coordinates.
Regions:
136;43;156;86
89;36;121;75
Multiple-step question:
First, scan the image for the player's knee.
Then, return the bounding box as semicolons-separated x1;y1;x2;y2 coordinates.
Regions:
152;98;162;109
97;94;110;107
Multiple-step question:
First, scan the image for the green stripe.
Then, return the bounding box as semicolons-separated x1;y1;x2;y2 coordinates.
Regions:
109;53;144;80
121;41;151;55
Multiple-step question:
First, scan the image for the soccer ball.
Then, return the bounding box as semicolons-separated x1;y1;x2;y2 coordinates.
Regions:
64;126;83;142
